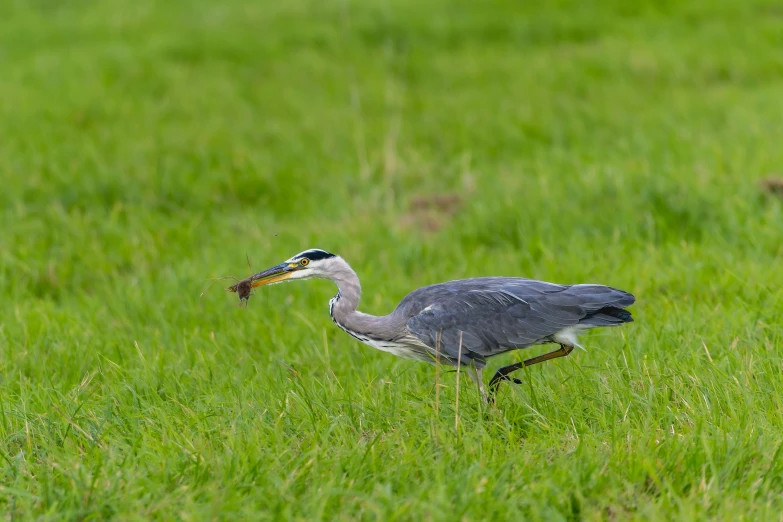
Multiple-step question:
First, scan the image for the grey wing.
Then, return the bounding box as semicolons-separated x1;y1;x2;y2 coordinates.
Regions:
405;281;634;366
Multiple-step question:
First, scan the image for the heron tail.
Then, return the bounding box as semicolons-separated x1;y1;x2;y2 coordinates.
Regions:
579;306;634;327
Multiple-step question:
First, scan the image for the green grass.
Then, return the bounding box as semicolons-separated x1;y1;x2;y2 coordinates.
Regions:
2;0;783;519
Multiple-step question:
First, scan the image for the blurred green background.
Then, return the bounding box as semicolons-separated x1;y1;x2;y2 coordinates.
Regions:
1;0;783;519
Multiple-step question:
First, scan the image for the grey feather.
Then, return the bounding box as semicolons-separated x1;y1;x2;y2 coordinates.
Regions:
402;278;635;367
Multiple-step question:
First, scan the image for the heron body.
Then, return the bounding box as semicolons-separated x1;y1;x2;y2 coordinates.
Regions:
229;249;635;401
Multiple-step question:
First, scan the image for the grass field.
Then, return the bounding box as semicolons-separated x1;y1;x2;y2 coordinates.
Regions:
2;0;783;519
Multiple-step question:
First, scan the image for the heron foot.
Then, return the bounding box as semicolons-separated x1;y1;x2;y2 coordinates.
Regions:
487;362;525;403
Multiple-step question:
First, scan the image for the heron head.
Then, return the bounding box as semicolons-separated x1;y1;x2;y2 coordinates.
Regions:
242;249;338;288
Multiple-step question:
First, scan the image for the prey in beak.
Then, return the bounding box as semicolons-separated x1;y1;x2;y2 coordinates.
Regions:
227;261;304;306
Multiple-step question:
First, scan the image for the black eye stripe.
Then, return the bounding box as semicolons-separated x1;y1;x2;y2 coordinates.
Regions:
293;249;335;262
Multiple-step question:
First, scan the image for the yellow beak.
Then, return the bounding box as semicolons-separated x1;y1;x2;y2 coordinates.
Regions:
228;262;298;294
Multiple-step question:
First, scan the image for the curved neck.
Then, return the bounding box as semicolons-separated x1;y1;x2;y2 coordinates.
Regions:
327;258;396;341
330;263;362;315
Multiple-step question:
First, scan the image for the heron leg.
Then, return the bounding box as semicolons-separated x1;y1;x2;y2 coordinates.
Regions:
523;343;574;367
467;366;487;403
487;343;575;403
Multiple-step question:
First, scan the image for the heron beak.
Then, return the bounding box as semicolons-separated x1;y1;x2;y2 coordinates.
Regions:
248;262;299;287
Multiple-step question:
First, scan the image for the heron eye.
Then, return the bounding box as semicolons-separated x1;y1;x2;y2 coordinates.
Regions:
300;258;310;266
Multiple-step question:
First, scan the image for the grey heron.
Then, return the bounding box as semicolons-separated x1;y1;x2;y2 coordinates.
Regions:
229;249;635;402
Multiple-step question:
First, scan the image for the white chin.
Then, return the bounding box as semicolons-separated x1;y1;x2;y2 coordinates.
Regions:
288;270;311;280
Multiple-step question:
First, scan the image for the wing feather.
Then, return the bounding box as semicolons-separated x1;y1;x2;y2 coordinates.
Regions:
403;278;634;366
